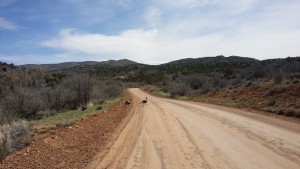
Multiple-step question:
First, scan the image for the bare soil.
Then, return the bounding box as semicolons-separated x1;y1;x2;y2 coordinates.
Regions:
0;91;134;169
88;88;300;169
202;83;300;116
1;89;300;169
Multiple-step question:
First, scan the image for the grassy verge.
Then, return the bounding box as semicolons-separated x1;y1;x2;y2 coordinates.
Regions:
153;91;171;98
29;99;119;136
1;99;119;161
149;89;190;100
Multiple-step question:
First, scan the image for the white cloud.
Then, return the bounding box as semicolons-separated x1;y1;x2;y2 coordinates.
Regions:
0;53;78;65
54;53;76;59
218;29;300;60
163;0;210;8
117;0;134;9
43;23;300;64
144;7;162;27
214;0;257;12
0;17;17;30
0;55;18;61
40;0;300;64
159;0;256;11
43;29;158;62
42;28;224;64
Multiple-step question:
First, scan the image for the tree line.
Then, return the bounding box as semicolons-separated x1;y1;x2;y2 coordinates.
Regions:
160;57;300;97
0;68;123;125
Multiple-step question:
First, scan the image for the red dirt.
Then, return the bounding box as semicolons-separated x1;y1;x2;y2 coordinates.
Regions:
200;83;300;116
143;83;300;119
0;91;134;169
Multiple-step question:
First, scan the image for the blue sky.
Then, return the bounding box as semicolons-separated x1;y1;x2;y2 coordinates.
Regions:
0;0;299;65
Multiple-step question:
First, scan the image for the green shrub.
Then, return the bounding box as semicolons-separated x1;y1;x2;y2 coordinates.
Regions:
284;110;295;117
267;89;276;96
201;82;213;94
0;120;30;161
267;98;276;106
273;73;283;84
170;82;190;97
0;130;9;160
245;82;252;87
7;121;30;153
56;119;74;128
277;110;285;115
93;100;105;105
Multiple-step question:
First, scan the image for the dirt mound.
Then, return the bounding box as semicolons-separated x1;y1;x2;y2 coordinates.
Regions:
204;83;300;117
0;91;134;169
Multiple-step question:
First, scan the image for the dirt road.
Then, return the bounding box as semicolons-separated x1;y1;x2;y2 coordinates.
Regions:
88;88;300;169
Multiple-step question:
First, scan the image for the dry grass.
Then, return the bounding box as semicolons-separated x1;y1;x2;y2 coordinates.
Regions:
29;99;118;137
0;120;29;161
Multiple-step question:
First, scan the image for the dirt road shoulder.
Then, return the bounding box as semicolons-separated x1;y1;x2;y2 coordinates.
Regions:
0;91;134;169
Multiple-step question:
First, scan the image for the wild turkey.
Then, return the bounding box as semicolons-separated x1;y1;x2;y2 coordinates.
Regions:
124;99;132;106
140;97;147;104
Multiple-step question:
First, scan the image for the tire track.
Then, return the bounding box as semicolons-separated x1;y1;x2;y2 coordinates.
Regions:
89;88;300;169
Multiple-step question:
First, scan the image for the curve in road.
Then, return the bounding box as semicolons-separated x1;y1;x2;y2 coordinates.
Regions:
87;88;300;169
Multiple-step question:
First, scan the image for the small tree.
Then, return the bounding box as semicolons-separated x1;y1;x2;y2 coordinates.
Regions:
186;74;206;90
0;108;14;125
41;85;77;111
1;87;44;119
62;74;96;108
0;121;29;160
201;81;213;94
272;72;283;84
169;82;190;97
6;120;29;153
102;80;123;99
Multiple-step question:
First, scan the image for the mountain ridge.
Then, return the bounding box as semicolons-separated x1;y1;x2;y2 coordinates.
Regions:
18;55;261;71
19;59;137;71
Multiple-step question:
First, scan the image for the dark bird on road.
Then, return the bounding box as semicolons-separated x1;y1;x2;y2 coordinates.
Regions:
124;99;132;106
140;97;148;104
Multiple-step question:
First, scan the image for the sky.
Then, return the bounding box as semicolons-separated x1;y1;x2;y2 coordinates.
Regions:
0;0;300;65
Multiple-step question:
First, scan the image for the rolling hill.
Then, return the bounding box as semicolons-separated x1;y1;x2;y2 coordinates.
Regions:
19;59;137;71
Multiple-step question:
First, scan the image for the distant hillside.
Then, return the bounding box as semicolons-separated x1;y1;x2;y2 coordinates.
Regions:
99;59;138;67
156;55;259;75
165;55;259;65
0;62;16;72
17;56;300;84
49;56;263;83
19;59;137;71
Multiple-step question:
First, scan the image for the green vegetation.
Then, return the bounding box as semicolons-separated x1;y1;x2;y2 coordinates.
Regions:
0;120;29;160
0;55;299;161
0;99;118;161
153;91;171;97
0;63;123;160
1;56;299;122
30;100;117;128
